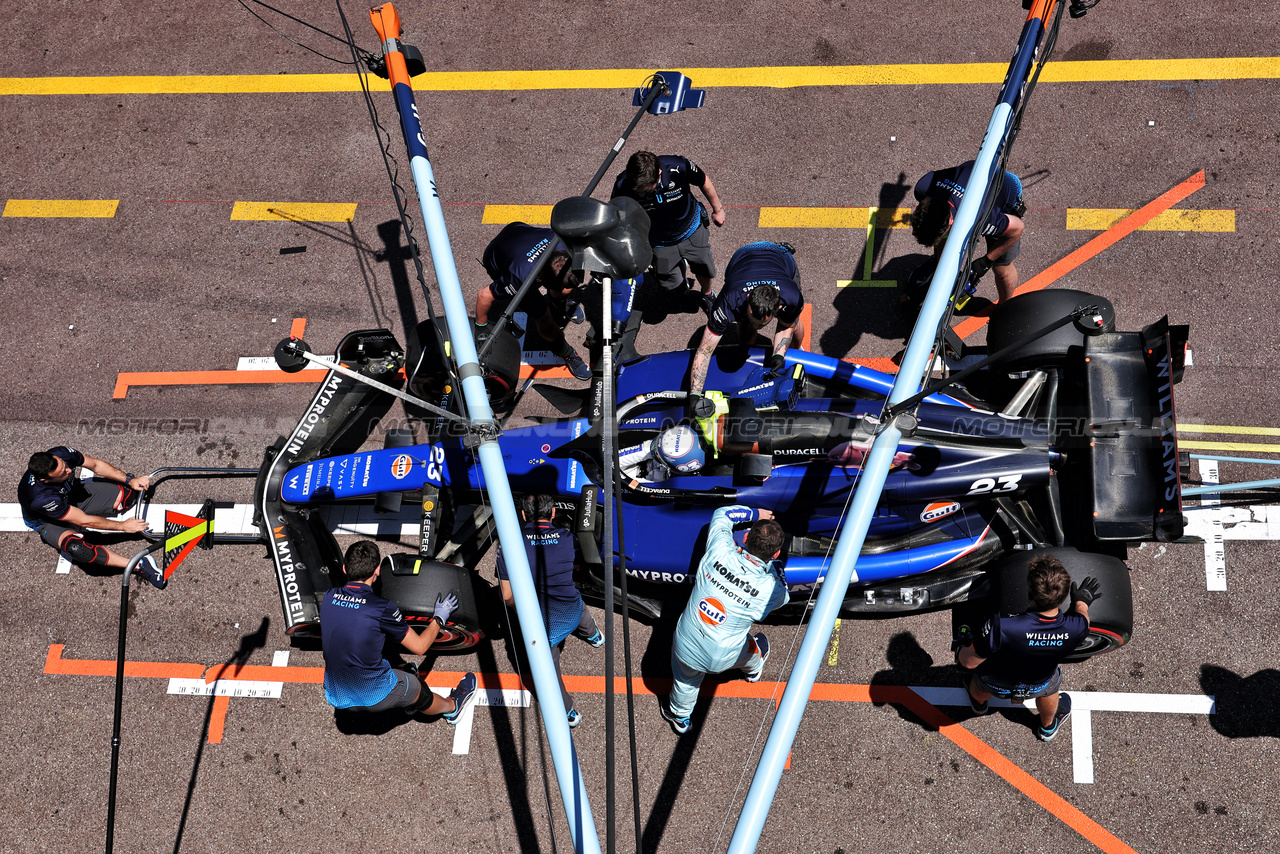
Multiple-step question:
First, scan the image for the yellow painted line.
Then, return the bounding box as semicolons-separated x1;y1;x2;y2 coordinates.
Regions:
827;619;842;666
482;204;552;225
230;201;356;222
837;280;897;288
1180;440;1280;455
1067;208;1235;232
6;58;1278;96
1180;423;1280;437
3;199;118;218
759;206;910;229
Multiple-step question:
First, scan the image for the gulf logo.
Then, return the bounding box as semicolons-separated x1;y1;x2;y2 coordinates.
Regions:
698;597;727;627
921;501;960;523
391;454;414;480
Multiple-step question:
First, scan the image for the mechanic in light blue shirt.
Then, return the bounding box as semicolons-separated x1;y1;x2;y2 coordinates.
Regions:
662;505;789;734
321;541;477;723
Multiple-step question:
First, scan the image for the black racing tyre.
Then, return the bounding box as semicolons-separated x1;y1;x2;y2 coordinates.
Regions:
991;546;1133;663
405;317;523;413
986;289;1115;371
376;555;487;652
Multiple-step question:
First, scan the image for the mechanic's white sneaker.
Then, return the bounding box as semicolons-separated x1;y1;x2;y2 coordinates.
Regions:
660;698;690;735
745;633;770;683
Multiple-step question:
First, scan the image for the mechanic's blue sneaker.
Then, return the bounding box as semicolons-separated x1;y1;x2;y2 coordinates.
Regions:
584;628;605;649
1037;692;1072;742
660;698;690;735
567;707;582;729
567;302;586;325
563;351;591;380
745;633;770;683
134;556;167;590
442;672;478;725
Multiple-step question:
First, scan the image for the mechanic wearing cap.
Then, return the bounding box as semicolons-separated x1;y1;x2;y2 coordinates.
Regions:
473;221;592;380
18;447;166;589
321;540;478;722
661;505;789;734
956;553;1098;742
611;151;725;309
496;494;604;729
910;160;1025;303
687;241;806;420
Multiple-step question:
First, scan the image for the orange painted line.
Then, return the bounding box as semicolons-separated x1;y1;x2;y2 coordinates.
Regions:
44;644;205;679
952;170;1207;340
897;689;1139;854
112;368;328;398
206;695;230;744
290;317;306;338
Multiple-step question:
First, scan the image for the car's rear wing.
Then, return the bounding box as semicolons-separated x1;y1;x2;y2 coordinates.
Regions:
1086;317;1188;541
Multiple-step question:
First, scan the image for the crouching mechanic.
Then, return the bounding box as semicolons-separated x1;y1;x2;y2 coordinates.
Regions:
321;541;478;722
662;505;789;734
18;447;166;588
496;494;605;729
911;160;1025;304
956;553;1100;742
473;221;592;380
688;242;806;421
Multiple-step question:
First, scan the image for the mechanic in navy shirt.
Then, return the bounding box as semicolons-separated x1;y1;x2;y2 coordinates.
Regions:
18;447;166;588
473;222;591;380
958;553;1099;742
911;160;1026;302
687;242;806;416
321;541;478;721
496;494;604;728
611;151;726;307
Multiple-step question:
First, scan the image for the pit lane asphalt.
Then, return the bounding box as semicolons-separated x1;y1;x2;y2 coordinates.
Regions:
2;2;1279;852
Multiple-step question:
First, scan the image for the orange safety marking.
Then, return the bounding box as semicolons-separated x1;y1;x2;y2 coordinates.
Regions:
112;368;328;398
290;318;307;339
40;644;1137;849
952;170;1207;341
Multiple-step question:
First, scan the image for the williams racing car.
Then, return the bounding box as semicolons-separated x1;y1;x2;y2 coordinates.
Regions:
255;287;1187;661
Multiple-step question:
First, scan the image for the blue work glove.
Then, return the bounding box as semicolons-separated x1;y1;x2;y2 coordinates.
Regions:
432;593;459;626
1071;576;1102;607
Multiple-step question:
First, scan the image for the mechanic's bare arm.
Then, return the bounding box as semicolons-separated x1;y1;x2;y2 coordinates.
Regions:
501;579;514;607
475;285;498;325
60;505;149;534
986;214;1024;261
1073;600;1090;622
400;621;441;656
957;645;985;670
771;323;794;361
689;329;721;396
699;175;726;227
82;456;151;491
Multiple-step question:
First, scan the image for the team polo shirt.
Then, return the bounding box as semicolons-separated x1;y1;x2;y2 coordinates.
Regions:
482;222;565;299
913;160;1022;238
320;581;409;708
971;608;1090;686
708;243;803;336
611;155;707;247
496;519;583;646
18;446;85;528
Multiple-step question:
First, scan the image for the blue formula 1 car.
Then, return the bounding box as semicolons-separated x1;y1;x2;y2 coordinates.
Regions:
255;287;1187;660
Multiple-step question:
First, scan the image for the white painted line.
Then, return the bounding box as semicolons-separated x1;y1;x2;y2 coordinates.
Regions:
167;678;283;699
910;686;1214;714
272;650;290;667
1072;709;1094;784
235;356;280;371
55;554;72;575
475;687;532;708
1199;459;1227;591
428;687;527;755
1184;503;1280;540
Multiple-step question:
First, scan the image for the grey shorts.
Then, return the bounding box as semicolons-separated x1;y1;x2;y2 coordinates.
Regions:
652;224;717;289
35;480;135;550
986;236;1021;267
976;666;1062;701
352;669;422;713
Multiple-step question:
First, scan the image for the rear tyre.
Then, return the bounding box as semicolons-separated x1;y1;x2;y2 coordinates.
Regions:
986;289;1115;371
376;555;487;652
991;546;1132;663
405;317;522;413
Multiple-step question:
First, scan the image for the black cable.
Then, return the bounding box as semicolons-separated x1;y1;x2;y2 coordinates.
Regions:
237;0;376;65
613;458;645;853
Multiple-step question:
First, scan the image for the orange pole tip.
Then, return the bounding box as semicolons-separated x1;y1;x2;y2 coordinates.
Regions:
369;4;402;43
